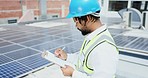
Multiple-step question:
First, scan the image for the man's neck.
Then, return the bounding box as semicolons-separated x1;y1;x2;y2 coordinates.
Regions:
89;20;102;32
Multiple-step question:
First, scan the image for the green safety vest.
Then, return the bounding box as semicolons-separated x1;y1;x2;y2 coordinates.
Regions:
76;28;118;76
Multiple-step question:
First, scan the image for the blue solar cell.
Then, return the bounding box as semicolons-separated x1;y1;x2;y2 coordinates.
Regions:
0;42;12;47
113;35;138;47
21;36;60;47
49;41;83;53
11;34;48;43
0;55;13;65
0;31;27;38
5;48;39;60
0;44;24;54
32;41;60;51
18;54;50;69
0;62;31;78
3;33;33;40
46;30;69;35
32;38;75;51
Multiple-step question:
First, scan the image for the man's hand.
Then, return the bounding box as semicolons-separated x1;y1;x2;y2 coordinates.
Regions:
54;48;67;60
61;65;74;76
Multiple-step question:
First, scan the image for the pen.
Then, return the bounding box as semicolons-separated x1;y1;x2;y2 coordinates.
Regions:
62;47;65;50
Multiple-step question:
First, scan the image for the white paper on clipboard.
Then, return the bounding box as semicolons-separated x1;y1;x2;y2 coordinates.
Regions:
43;50;75;69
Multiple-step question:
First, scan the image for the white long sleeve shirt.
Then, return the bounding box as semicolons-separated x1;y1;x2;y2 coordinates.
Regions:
67;25;119;78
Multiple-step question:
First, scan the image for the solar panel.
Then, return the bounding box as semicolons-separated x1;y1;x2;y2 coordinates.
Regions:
18;54;50;69
113;35;138;47
126;38;148;51
5;48;40;60
0;44;24;54
0;62;31;78
0;41;12;47
3;33;34;40
20;36;60;47
0;19;148;78
56;31;80;37
108;28;129;35
0;30;16;35
32;38;75;51
0;31;25;38
11;34;46;43
0;55;12;65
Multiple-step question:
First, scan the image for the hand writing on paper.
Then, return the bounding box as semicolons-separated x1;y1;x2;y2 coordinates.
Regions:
54;48;67;60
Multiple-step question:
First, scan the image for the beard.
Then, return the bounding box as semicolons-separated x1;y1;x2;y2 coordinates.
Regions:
77;28;91;36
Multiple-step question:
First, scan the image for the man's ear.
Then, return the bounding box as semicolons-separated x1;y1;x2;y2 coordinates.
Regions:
86;16;90;23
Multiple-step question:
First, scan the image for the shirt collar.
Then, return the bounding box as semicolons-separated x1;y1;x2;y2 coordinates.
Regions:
85;24;107;40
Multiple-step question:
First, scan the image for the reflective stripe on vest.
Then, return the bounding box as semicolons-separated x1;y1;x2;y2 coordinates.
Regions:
76;29;118;75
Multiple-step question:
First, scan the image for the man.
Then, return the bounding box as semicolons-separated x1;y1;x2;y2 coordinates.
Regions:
47;0;118;78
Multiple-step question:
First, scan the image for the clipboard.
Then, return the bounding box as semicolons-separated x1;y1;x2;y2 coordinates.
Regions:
42;50;75;68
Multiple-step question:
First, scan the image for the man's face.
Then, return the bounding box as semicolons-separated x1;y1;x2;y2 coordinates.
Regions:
73;18;91;36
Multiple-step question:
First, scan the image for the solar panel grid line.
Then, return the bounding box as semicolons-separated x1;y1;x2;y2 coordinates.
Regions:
46;40;81;53
17;53;42;63
113;35;138;47
131;38;144;49
7;29;45;36
145;47;148;51
0;38;45;55
16;54;43;66
0;45;25;55
0;38;17;48
1;30;30;35
17;61;33;70
26;59;48;69
55;31;79;38
2;33;37;41
0;30;17;35
5;48;40;60
137;42;148;50
21;36;61;48
11;34;48;43
2;33;33;40
6;61;33;77
11;35;50;43
138;40;147;50
16;63;53;78
112;34;121;38
0;62;32;78
127;38;148;51
0;59;16;67
46;28;69;33
30;37;74;50
0;32;25;38
19;36;61;47
124;37;140;47
44;29;70;36
0;41;13;48
3;51;40;64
